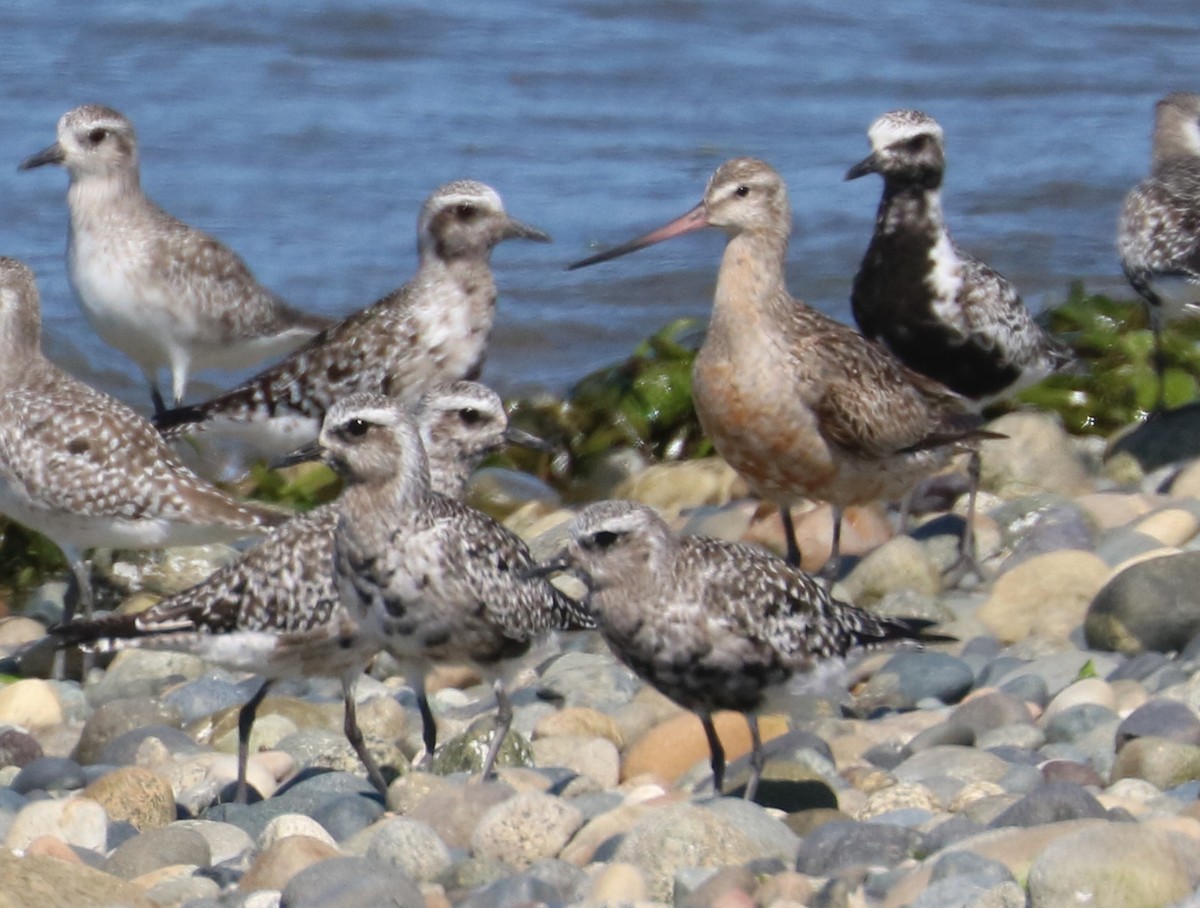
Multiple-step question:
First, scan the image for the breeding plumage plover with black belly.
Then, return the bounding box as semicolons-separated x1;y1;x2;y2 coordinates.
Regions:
1118;92;1200;405
845;110;1069;572
153;180;550;464
0;258;285;625
535;500;939;800
53;380;532;801
19;104;331;413
569;158;987;579
318;393;593;781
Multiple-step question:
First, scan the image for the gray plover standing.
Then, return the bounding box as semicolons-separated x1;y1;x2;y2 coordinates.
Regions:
52;380;533;801
152;180;550;463
569;158;987;578
0;258;285;625
845;110;1071;571
315;393;593;781
1118;92;1200;406
535;500;939;800
19;104;331;413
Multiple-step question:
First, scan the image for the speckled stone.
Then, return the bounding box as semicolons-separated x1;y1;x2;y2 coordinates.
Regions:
470;791;584;868
84;766;176;830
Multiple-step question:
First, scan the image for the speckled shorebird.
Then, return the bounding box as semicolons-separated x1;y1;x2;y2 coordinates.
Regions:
1118;92;1200;406
0;258;285;627
846;110;1071;569
317;393;592;781
534;500;938;800
152;180;551;462
19;104;331;414
52;381;538;800
569;157;986;576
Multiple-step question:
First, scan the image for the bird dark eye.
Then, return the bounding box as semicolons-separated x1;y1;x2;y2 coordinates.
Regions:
734;185;750;198
904;135;929;152
456;203;477;220
458;407;481;425
87;127;107;145
343;419;371;438
586;530;621;550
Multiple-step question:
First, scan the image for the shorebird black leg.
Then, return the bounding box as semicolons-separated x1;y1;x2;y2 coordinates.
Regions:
745;713;764;802
342;672;388;797
235;679;272;804
1150;305;1167;412
699;710;726;796
413;675;438;771
780;507;802;568
479;679;513;781
818;505;844;587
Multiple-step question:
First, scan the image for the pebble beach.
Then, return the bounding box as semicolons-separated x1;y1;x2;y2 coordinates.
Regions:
5;407;1200;907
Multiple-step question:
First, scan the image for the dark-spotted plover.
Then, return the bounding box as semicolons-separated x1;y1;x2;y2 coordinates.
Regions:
19;104;331;414
317;393;593;781
535;500;938;800
846;110;1070;569
153;180;550;463
1118;92;1200;405
0;258;285;625
569;158;986;577
52;380;532;800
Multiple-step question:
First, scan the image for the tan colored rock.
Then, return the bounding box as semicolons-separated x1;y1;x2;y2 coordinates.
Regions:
0;678;63;729
1170;459;1200;498
1075;492;1155;530
23;835;85;864
1112;736;1200;790
85;767;176;831
239;835;341;892
0;616;47;650
854;781;940;820
583;861;649;903
0;850;153;908
534;705;625;748
622;711;789;784
614;457;748;513
532;735;620;789
977;551;1110;642
1134;508;1200;547
979;411;1093;498
1041;678;1115;725
424;662;483;694
841;535;942;606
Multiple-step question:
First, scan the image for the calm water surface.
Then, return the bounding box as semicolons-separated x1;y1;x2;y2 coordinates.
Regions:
1;1;1197;405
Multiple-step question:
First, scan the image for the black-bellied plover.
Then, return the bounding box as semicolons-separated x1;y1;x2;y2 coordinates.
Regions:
315;393;593;781
19;104;331;414
153;180;550;463
0;258;285;625
535;500;938;800
846;109;1070;570
52;380;532;800
1118;92;1200;405
569;158;986;577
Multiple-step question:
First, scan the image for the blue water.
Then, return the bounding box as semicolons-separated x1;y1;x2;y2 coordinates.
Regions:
1;0;1197;405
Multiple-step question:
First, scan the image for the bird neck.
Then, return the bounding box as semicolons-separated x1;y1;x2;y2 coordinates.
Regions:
876;182;947;240
709;230;795;341
67;170;146;226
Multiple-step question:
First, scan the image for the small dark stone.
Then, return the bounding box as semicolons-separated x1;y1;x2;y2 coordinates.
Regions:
929;851;1015;886
280;856;424;908
871;651;975;708
105;826;211;879
989;780;1107;828
907;722;975;752
995;503;1096;574
99;725;201;766
72;697;183;766
795;821;927;875
1040;760;1105;788
1086;552;1200;654
997;673;1050;708
1115;698;1200;751
1043;703;1118;745
923;814;988;853
1107;652;1171;682
948;690;1034;735
309;793;385;842
862;740;912;771
0;727;44;769
455;873;566;908
11;756;87;794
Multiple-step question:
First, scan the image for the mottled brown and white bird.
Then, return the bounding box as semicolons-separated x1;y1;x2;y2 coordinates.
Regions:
51;381;536;801
569;157;986;577
153;180;550;463
20;104;331;413
536;499;939;800
318;393;593;781
846;109;1070;570
0;257;285;626
1118;92;1200;406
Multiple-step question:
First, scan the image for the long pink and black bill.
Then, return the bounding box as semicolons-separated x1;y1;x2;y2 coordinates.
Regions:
567;202;709;270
